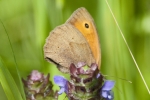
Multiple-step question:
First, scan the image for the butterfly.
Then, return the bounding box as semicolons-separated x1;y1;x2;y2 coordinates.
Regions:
44;7;100;73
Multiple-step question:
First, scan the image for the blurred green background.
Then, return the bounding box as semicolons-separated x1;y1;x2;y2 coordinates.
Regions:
0;0;150;100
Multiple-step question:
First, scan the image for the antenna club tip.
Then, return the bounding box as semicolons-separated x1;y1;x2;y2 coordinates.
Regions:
129;81;132;83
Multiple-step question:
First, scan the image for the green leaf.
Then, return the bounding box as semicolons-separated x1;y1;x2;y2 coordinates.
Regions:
0;20;26;100
0;58;24;100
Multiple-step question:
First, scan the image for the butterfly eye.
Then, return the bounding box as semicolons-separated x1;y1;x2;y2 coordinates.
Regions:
85;23;89;28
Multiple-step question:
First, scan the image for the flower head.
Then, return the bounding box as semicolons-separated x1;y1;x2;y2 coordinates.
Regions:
53;63;115;100
22;70;56;100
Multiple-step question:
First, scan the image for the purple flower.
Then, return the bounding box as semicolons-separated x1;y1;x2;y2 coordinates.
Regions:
96;73;101;78
54;75;68;94
100;80;115;100
30;70;43;81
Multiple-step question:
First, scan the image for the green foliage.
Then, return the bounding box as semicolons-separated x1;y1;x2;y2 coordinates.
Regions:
0;58;24;100
0;0;150;100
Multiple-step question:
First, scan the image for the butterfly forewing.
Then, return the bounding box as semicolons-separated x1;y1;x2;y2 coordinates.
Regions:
66;7;101;67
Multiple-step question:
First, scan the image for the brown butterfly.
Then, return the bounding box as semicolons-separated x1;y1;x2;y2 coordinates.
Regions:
44;7;100;73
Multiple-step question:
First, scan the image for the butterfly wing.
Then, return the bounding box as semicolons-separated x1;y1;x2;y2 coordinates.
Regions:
44;24;95;73
66;7;101;68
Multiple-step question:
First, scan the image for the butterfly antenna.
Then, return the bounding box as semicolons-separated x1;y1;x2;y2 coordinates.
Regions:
103;75;132;83
104;75;131;95
114;85;123;95
105;0;150;94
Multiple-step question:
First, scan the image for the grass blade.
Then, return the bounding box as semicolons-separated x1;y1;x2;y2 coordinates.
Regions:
104;0;150;95
0;57;23;100
0;20;26;99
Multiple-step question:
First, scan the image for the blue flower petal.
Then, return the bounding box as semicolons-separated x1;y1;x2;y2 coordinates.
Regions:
58;87;65;94
101;90;114;100
102;90;107;98
108;94;113;100
107;91;114;100
54;75;67;87
102;80;115;91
